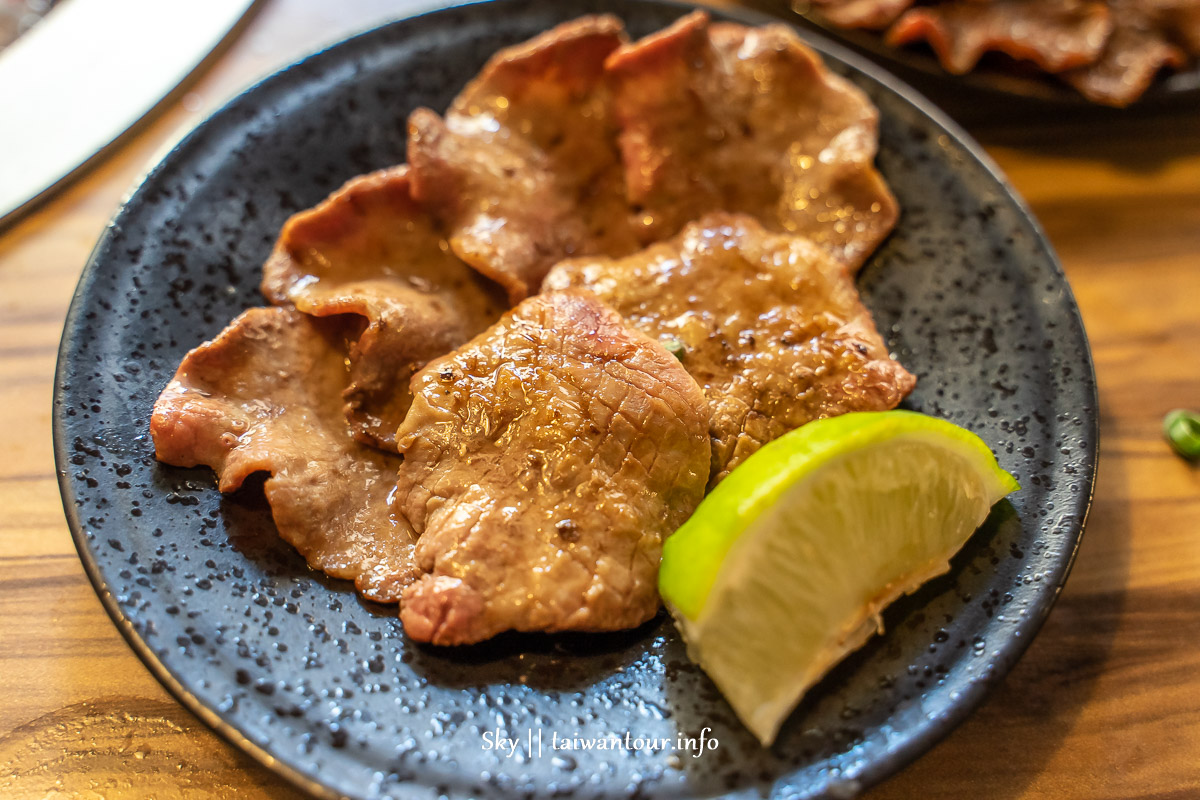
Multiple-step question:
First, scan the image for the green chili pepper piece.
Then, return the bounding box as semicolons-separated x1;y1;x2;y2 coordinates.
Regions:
1163;409;1200;461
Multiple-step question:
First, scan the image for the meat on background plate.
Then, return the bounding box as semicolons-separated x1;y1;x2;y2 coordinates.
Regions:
815;0;1200;106
1062;0;1188;105
606;11;898;271
408;15;641;304
395;291;711;646
150;307;420;603
544;213;915;486
885;0;1113;75
262;166;507;451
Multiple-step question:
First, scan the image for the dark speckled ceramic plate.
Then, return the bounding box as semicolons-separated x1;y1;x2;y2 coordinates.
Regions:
54;1;1098;798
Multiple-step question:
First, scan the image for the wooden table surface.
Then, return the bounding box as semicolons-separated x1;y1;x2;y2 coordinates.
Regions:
2;1;1198;797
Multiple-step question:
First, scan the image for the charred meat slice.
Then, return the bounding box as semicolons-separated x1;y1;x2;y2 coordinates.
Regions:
544;213;916;485
408;16;638;303
606;11;898;271
885;0;1112;75
150;307;417;602
261;166;506;451
394;291;711;645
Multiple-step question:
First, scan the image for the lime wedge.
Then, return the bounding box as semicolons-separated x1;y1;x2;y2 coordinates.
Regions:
659;410;1018;745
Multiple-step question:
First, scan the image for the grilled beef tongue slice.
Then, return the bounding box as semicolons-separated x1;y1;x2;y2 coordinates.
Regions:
150;307;418;603
262;165;506;452
545;212;916;486
606;10;898;272
394;290;711;646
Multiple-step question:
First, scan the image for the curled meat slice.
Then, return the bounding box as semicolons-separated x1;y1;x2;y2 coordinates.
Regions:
394;291;711;645
407;16;638;303
809;0;915;30
606;11;898;272
261;166;506;451
150;307;417;602
544;213;916;485
1061;1;1187;106
885;0;1112;75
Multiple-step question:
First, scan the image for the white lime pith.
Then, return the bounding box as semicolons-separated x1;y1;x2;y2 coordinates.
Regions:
659;410;1019;745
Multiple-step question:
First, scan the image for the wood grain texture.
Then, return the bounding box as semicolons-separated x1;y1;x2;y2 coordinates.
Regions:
1;0;1198;797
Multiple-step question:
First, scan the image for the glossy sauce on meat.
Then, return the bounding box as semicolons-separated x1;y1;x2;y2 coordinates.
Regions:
393;291;711;645
408;15;639;303
545;213;916;485
606;11;898;271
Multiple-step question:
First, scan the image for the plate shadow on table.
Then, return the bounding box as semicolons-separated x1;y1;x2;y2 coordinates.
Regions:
960;108;1200;176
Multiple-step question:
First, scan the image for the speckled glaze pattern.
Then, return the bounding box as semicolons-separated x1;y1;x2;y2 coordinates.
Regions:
53;2;1098;799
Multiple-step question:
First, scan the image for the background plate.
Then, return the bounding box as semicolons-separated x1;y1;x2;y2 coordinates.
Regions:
54;1;1098;798
785;4;1200;109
